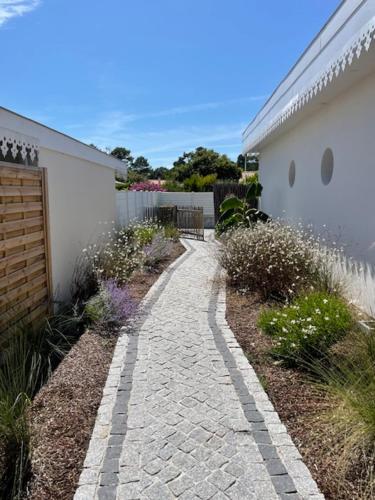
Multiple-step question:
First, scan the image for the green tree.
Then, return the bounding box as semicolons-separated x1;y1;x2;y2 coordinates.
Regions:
171;147;241;182
111;147;133;164
153;166;170;180
237;153;259;171
132;156;152;178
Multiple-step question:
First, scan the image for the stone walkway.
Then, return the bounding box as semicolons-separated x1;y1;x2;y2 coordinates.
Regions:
75;234;323;500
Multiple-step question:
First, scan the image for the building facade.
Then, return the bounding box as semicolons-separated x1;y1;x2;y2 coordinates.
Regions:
0;107;126;304
243;0;375;265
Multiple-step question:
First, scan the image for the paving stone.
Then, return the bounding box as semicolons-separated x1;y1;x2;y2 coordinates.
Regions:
168;474;194;496
189;428;211;444
144;481;175;499
195;480;218;499
208;470;236;491
75;234;322;500
272;474;298;494
97;486;118;500
224;462;244;478
266;459;288;476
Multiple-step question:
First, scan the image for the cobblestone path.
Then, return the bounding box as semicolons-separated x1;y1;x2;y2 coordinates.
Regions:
75;235;323;500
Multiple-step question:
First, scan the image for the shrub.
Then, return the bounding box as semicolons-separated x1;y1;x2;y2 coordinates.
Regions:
163;180;184;192
133;221;161;247
219;221;319;300
164;224;180;241
258;291;353;363
0;316;74;499
216;182;267;234
183;173;217;192
85;279;137;329
312;331;375;495
143;233;173;267
82;226;145;285
129;181;166;192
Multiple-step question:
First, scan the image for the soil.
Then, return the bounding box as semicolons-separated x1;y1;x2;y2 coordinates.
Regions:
26;241;185;500
226;286;362;500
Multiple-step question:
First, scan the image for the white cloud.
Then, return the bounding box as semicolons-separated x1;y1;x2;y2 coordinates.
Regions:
80;121;246;167
0;0;40;26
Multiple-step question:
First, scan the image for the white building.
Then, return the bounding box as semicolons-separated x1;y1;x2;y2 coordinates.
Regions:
0;107;126;321
243;0;375;265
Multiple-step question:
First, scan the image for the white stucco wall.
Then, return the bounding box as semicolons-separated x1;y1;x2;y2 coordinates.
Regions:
40;149;116;301
116;191;215;228
259;70;375;264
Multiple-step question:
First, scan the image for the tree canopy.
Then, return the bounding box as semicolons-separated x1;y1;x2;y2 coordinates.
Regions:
237;153;259;171
171;147;241;182
111;147;134;164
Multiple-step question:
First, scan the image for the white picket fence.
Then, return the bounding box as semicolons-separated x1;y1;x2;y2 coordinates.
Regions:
116;191;215;228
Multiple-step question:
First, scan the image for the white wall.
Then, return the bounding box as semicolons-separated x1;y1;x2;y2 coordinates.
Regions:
116;191;215;228
116;191;159;227
259;70;375;265
40;149;116;301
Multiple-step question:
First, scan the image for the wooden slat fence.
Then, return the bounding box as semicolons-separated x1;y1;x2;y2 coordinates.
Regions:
0;163;51;334
213;183;257;223
144;205;204;241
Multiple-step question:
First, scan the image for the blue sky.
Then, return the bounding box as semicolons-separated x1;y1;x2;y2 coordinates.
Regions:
1;0;340;168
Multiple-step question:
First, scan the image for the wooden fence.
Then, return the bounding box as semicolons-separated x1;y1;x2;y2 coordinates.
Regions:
0;163;51;335
144;205;204;241
213;183;257;222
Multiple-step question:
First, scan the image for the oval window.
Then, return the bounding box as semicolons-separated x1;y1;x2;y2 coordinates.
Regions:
321;148;334;185
289;161;296;187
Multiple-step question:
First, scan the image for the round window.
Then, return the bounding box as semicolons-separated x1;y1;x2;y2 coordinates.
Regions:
321;148;334;185
288;161;296;187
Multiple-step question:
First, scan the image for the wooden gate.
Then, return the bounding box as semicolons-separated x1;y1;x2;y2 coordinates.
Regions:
0;163;51;334
177;206;204;241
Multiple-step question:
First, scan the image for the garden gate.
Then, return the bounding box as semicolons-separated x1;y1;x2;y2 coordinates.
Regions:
0;163;51;335
176;206;204;241
144;205;205;241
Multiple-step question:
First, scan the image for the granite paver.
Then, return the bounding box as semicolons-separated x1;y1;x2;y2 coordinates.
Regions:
75;233;323;499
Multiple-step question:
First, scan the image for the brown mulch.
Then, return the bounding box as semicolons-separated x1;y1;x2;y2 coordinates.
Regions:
226;286;362;500
26;241;185;500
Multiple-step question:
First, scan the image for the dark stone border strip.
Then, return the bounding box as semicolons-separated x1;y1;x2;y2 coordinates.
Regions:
207;265;298;498
97;240;196;499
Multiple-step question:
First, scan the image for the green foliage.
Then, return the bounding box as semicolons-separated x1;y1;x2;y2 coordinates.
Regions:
85;292;109;324
241;172;259;184
217;182;267;234
111;147;133;164
132;156;152;178
219;221;323;300
163;224;180;241
183;173;217;192
163;180;184;192
237;153;259;171
258;292;352;364
133;223;160;247
0;317;74;499
171;147;241;182
312;331;375;493
153;166;170;180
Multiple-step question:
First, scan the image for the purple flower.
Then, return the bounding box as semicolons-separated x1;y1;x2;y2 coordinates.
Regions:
103;279;137;324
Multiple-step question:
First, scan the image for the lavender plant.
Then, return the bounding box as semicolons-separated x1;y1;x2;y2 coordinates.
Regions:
85;279;137;329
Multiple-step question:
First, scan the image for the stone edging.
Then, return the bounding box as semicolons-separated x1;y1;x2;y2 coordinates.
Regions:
74;240;195;499
213;267;324;499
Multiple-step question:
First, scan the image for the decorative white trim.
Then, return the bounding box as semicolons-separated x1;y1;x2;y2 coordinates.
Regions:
243;16;375;151
0;126;39;165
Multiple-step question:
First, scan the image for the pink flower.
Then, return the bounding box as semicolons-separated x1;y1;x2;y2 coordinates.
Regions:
129;181;166;192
